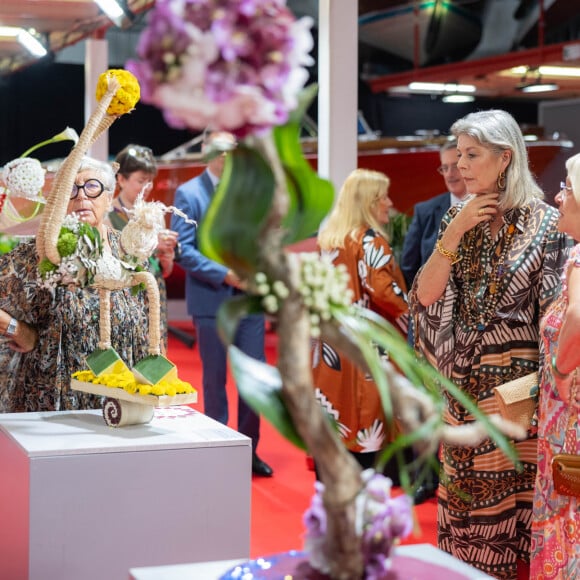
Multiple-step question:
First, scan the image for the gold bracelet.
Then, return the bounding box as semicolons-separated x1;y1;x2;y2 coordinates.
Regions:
435;239;461;265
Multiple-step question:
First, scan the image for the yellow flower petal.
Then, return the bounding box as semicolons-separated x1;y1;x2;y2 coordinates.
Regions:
96;69;140;116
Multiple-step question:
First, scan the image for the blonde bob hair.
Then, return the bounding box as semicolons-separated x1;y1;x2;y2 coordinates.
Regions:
318;168;390;251
451;109;543;209
566;152;580;204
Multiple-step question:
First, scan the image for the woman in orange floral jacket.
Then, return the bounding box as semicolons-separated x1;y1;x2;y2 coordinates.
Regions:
312;168;409;471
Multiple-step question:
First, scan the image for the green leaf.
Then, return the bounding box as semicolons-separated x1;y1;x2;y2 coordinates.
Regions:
216;295;306;450
228;346;307;450
333;305;520;467
274;86;334;245
198;144;275;274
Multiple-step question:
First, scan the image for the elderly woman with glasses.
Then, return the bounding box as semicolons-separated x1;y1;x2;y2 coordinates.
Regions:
0;156;151;413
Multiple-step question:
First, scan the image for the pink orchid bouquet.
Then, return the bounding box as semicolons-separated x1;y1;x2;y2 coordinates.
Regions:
127;0;314;137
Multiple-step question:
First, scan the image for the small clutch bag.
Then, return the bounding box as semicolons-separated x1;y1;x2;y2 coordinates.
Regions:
552;454;580;498
493;372;538;431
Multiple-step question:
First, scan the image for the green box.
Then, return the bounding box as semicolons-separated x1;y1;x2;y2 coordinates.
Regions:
132;355;177;386
86;348;130;377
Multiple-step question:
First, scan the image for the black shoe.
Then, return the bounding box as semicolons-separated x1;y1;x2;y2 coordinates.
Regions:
252;454;273;477
413;485;437;505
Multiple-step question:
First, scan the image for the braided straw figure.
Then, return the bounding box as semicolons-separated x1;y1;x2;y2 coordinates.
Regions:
37;69;173;382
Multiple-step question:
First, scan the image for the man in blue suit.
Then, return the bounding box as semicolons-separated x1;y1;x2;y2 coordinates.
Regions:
400;139;467;289
400;139;466;503
171;130;273;477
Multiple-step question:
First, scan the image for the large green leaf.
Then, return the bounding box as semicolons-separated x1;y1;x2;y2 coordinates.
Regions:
198;144;275;274
228;346;307;450
274;85;334;245
333;305;520;467
216;295;306;450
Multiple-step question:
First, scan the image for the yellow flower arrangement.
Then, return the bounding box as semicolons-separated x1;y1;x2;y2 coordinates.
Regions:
72;369;195;396
96;69;140;116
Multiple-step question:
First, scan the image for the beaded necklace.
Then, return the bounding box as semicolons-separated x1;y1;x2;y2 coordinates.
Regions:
459;214;518;331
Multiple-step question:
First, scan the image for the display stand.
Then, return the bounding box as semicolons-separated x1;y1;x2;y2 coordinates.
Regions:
0;406;251;580
129;544;495;580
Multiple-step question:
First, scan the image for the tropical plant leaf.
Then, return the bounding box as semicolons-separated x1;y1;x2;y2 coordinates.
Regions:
333;305;520;466
274;85;334;245
216;295;307;450
228;346;307;450
198;144;275;275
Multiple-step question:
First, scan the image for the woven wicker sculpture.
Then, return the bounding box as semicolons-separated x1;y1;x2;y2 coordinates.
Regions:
36;71;195;422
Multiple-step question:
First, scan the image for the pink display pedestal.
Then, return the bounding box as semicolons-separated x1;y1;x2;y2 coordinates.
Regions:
129;544;495;579
0;406;251;580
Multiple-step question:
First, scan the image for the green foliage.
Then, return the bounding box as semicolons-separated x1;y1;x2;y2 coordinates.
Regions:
384;210;412;263
56;229;78;257
0;235;18;255
38;257;57;276
198;144;275;275
274;85;334;244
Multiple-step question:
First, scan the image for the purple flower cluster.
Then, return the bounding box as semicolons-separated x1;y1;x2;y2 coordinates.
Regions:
127;0;314;137
303;470;413;580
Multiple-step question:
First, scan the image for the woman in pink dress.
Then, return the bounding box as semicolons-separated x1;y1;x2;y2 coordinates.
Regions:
531;151;580;578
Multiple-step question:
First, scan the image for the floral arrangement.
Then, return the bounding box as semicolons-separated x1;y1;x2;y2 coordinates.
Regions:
127;0;314;137
304;470;413;579
129;2;523;578
38;214;103;288
0;127;79;226
73;369;195;397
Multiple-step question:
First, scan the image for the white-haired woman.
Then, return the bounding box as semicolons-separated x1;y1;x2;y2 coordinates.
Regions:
531;152;580;579
411;110;572;579
0;157;151;412
312;168;409;473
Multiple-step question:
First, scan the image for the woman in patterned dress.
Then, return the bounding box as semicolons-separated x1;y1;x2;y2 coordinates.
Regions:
531;152;580;579
411;110;572;579
110;144;178;349
0;157;151;413
312;168;409;472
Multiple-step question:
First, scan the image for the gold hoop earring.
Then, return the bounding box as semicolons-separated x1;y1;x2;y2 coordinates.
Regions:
497;170;506;192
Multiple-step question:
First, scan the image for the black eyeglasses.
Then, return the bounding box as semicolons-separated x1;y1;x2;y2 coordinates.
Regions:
437;163;459;175
71;179;106;200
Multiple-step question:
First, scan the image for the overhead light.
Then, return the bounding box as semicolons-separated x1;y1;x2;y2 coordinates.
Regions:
507;65;580;78
93;0;134;27
408;82;476;93
519;82;559;93
442;94;475;103
0;26;47;58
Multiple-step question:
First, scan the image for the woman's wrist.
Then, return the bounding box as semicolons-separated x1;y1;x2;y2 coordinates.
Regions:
552;354;570;379
435;239;461;265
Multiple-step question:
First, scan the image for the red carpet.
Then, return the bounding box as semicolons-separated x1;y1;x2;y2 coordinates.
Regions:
166;321;438;558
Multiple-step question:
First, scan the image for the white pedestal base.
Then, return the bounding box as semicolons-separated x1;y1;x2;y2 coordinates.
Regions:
0;407;251;580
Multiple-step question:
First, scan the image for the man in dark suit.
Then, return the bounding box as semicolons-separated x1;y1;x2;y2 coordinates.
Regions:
400;139;468;289
400;139;467;503
171;130;273;477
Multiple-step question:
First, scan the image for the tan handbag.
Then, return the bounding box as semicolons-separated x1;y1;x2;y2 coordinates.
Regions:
551;373;580;497
493;372;538;431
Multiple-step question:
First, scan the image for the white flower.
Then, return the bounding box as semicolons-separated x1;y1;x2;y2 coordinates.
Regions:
2;158;46;201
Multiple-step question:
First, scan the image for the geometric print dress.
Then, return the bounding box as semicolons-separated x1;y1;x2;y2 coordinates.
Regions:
411;199;571;579
531;243;580;579
312;227;409;455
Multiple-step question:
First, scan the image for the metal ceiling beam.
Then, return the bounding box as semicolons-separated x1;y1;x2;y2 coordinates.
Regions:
368;40;580;93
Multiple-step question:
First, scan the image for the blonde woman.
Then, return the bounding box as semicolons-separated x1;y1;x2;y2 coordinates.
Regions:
312;168;409;472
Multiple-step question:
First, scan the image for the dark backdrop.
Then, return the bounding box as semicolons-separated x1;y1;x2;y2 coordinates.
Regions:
0;60;539;166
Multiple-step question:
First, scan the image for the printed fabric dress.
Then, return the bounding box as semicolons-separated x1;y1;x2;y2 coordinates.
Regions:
530;243;580;579
0;232;151;413
410;199;571;579
312;227;409;454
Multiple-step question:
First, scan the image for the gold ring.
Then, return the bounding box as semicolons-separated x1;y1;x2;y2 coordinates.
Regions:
478;209;484;217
